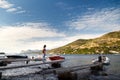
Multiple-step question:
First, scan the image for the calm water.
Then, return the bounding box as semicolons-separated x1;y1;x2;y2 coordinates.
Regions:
1;54;120;80
63;54;120;74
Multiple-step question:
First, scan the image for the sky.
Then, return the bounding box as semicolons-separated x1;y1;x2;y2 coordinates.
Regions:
0;0;120;53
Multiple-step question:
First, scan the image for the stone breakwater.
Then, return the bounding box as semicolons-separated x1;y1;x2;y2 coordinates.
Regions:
2;69;120;80
1;64;120;80
1;63;107;80
3;72;58;80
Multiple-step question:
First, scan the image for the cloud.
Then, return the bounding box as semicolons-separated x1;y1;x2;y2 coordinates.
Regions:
65;34;103;41
0;0;13;9
0;21;102;53
0;22;65;53
67;8;120;33
87;8;94;10
6;8;17;12
56;2;75;10
0;0;25;13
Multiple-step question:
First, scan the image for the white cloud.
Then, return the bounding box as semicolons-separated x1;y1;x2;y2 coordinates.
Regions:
0;22;66;53
0;21;103;53
66;34;103;41
16;10;26;14
0;0;25;13
67;8;120;33
6;8;17;12
0;0;13;9
87;8;94;10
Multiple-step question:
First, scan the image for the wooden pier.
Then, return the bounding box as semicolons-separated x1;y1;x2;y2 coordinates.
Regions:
0;59;103;80
0;59;64;79
0;60;64;70
32;62;103;80
50;63;103;80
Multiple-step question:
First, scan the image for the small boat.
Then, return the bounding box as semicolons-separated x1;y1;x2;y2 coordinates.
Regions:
7;55;28;59
92;56;110;65
0;52;7;60
49;55;65;61
0;52;7;66
6;54;29;64
103;57;110;65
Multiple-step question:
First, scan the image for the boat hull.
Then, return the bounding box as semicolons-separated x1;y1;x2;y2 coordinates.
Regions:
7;55;28;59
49;56;65;61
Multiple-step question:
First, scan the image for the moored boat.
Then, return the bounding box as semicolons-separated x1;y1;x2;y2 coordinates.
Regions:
92;56;110;65
7;55;28;59
49;55;65;61
0;52;7;66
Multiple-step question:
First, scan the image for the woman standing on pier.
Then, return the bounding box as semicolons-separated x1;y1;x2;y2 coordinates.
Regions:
42;45;46;61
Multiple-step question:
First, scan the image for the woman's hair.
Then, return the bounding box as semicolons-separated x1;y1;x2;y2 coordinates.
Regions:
43;45;46;48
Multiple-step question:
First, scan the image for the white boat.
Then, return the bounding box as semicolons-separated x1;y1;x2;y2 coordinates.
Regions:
92;56;110;65
0;52;7;66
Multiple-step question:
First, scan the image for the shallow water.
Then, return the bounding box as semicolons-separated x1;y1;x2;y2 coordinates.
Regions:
1;54;120;80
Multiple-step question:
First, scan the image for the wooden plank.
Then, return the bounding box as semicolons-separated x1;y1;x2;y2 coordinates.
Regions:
0;58;35;62
54;63;102;74
54;63;103;80
0;60;64;70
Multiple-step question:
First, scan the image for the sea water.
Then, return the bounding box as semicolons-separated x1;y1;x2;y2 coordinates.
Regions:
1;54;120;80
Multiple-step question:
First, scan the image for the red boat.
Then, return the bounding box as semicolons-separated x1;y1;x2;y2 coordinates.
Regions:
49;55;65;61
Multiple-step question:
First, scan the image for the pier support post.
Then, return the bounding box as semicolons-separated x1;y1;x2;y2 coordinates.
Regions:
57;69;90;80
90;63;103;75
0;72;2;79
71;69;90;80
51;63;61;68
0;61;7;66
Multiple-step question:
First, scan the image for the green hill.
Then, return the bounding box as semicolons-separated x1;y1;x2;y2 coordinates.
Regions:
50;30;120;54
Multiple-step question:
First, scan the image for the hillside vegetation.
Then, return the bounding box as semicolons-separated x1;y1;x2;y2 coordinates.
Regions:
50;30;120;54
